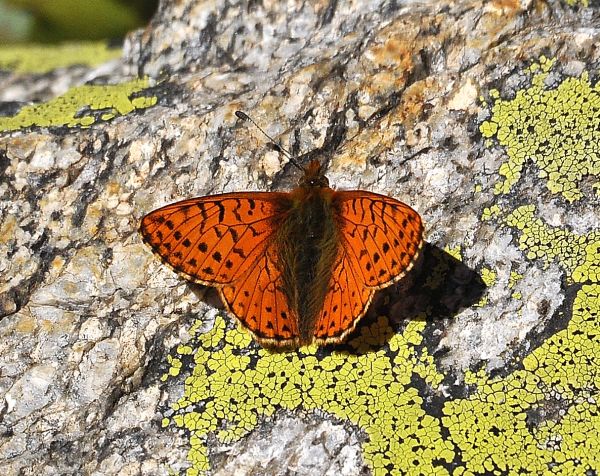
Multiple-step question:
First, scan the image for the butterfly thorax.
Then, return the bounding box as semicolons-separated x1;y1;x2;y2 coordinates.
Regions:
276;171;339;344
298;160;330;189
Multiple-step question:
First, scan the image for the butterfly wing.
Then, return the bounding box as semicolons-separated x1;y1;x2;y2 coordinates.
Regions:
313;191;424;344
140;192;300;345
219;246;300;346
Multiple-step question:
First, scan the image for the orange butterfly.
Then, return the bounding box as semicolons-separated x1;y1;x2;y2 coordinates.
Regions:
140;112;424;348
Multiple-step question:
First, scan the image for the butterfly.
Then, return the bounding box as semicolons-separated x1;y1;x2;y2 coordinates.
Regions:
139;112;424;348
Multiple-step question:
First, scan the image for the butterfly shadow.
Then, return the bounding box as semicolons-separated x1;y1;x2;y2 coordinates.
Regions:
335;242;487;356
186;242;486;356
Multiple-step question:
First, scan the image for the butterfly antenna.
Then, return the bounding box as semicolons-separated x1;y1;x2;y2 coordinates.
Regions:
235;110;304;171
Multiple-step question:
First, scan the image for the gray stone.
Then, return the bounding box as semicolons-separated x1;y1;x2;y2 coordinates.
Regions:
1;0;599;475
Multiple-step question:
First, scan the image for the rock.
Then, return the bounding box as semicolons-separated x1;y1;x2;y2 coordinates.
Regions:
0;0;599;474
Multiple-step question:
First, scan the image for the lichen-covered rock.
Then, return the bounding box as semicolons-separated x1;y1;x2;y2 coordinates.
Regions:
0;1;599;475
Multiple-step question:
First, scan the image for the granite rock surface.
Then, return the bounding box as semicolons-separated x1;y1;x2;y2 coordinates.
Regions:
0;0;599;475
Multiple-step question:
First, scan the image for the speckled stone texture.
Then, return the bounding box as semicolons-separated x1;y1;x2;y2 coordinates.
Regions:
1;0;599;475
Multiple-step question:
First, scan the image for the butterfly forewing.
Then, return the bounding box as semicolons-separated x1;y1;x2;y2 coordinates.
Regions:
140;192;290;284
314;191;424;344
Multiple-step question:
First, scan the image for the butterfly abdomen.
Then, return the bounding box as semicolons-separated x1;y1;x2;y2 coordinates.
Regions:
277;187;339;344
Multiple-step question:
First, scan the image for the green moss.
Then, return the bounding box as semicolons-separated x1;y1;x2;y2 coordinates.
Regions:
0;41;121;74
0;77;157;132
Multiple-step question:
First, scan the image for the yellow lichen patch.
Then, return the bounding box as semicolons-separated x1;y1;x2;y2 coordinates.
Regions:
162;215;599;474
509;271;524;299
481;268;497;287
508;271;523;289
480;56;600;202
504;205;600;283
444;284;600;473
413;348;445;388
481;204;502;221
507;272;524;300
165;315;453;475
0;78;157;132
444;245;463;261
0;41;122;74
469;56;599;474
161;355;182;382
164;278;600;474
423;246;457;292
475;267;498;307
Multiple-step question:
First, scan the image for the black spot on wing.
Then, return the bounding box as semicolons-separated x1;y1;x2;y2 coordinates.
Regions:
216;202;225;223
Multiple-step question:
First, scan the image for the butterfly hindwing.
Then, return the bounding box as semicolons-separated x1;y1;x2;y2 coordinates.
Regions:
220;247;299;345
313;250;373;343
314;191;424;343
140;192;301;345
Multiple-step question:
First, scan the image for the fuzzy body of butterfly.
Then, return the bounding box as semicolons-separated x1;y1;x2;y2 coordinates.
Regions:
140;114;424;348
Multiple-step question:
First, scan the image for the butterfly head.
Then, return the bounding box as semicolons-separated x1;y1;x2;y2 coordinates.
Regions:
299;160;330;189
